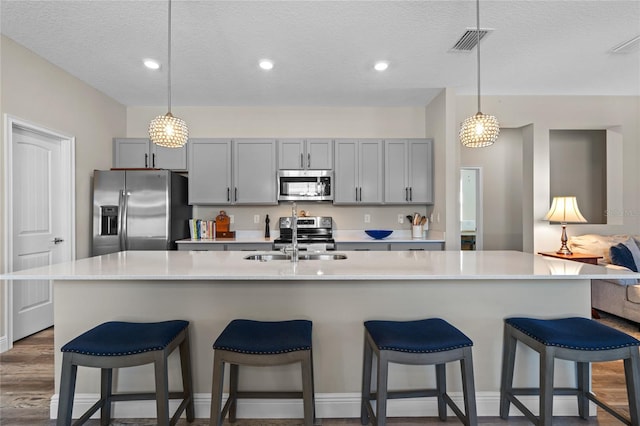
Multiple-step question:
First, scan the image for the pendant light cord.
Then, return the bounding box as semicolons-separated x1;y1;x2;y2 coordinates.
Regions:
167;0;172;114
476;0;481;113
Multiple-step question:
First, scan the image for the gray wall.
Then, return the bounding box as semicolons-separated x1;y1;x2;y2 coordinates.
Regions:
549;129;607;224
461;128;524;251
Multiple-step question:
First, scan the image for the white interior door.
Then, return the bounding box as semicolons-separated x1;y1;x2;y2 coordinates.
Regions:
6;120;74;342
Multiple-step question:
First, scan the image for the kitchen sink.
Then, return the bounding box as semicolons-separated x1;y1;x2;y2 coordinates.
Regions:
244;253;347;261
300;253;347;260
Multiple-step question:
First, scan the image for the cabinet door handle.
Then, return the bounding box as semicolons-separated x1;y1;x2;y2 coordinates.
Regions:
152;153;156;168
307;153;311;168
359;187;362;202
409;187;412;201
227;187;230;202
405;187;409;201
144;153;148;168
235;187;238;202
300;153;304;168
355;187;358;201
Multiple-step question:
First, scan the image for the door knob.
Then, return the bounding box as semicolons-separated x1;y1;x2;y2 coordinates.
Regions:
53;237;64;244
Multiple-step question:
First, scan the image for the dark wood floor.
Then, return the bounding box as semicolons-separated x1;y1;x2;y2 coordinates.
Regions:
0;312;636;425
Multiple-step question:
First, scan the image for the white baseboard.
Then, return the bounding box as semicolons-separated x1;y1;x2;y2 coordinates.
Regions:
50;392;594;420
0;334;9;353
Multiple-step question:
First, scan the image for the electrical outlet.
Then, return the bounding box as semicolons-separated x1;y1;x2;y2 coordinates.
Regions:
254;214;260;224
364;214;371;223
229;215;234;224
398;214;404;224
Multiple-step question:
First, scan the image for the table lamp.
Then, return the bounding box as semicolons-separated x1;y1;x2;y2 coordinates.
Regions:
544;196;587;255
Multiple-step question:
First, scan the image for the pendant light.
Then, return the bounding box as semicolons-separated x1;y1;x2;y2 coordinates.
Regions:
459;0;499;148
149;0;188;148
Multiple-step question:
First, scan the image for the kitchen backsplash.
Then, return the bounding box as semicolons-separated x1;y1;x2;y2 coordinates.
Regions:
194;204;434;232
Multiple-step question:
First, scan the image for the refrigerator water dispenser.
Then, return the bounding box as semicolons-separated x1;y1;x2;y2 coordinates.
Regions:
100;205;118;236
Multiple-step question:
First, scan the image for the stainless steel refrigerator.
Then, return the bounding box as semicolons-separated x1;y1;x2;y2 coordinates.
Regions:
92;170;192;256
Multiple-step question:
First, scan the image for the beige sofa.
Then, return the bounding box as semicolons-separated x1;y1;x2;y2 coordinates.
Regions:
569;234;640;324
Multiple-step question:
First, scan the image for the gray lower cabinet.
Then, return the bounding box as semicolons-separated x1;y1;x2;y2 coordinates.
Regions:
177;242;225;251
336;242;387;251
334;139;383;204
384;139;433;204
388;242;444;251
113;138;188;170
188;138;277;205
336;241;444;251
177;242;273;251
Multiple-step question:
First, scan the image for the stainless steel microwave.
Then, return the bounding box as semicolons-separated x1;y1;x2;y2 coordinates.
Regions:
277;170;333;201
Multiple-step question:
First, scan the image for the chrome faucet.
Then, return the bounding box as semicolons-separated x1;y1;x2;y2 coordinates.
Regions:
290;202;299;262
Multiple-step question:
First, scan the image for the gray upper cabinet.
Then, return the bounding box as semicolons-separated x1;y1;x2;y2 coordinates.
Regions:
188;138;277;205
188;139;232;205
113;138;188;170
334;139;383;204
384;139;433;204
233;139;277;205
278;139;333;170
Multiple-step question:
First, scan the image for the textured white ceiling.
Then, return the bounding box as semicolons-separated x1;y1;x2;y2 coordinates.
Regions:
1;0;639;107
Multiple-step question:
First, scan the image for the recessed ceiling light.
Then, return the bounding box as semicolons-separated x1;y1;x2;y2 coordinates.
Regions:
374;61;389;71
144;59;161;70
259;59;274;70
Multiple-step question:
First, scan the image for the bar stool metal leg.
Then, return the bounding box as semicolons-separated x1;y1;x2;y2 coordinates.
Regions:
540;348;554;426
435;363;447;421
361;332;373;425
154;351;170;426
99;368;112;426
625;349;640;425
376;352;390;426
57;354;78;426
499;323;517;419
460;347;478;426
209;353;226;426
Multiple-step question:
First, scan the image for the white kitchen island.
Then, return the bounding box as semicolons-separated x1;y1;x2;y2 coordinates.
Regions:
3;250;638;421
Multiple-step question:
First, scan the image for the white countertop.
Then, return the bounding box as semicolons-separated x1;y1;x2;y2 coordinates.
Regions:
176;229;445;244
2;250;637;281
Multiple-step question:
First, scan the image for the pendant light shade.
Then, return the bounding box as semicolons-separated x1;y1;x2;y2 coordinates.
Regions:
459;112;500;148
459;0;499;148
149;113;188;148
149;0;188;148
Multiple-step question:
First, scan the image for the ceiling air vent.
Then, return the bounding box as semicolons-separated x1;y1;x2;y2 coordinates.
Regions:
611;35;640;54
451;28;493;52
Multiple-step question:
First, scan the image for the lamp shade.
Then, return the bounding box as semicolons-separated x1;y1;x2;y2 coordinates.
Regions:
544;196;587;223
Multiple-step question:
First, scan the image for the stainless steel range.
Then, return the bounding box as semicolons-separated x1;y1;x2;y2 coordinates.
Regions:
273;216;335;250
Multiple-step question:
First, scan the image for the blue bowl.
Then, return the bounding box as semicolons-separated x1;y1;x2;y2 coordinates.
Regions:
365;230;393;240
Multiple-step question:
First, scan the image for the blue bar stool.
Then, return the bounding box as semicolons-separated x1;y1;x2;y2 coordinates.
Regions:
361;318;477;426
209;319;315;426
500;317;640;425
56;320;194;426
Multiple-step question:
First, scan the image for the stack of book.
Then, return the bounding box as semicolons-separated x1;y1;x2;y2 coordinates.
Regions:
189;219;216;240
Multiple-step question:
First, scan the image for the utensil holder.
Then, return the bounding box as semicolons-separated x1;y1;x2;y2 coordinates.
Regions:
412;225;423;239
